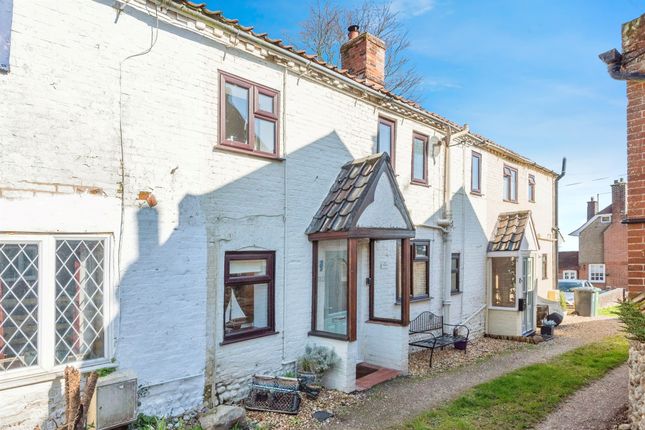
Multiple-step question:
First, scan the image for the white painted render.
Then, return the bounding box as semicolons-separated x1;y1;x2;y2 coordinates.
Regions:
0;0;557;427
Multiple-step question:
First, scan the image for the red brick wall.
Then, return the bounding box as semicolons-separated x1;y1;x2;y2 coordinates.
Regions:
623;14;645;295
604;221;629;289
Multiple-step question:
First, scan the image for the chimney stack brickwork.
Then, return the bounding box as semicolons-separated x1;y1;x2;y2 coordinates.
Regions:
340;29;386;88
623;14;645;295
611;179;626;220
587;197;598;221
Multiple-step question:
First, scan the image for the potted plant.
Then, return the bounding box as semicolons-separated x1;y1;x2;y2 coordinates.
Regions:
541;319;556;336
296;344;339;384
453;327;468;350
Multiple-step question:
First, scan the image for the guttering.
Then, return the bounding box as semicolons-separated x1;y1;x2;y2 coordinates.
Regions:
553;158;566;287
599;49;645;81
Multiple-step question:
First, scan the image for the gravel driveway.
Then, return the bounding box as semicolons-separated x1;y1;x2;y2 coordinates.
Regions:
328;318;621;430
534;363;628;430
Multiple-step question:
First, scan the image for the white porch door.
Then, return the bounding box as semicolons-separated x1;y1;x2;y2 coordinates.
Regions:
522;257;535;334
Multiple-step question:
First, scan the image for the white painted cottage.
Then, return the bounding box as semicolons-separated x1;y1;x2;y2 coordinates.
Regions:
0;0;560;427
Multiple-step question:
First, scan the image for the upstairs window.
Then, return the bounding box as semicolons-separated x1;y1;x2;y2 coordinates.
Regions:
377;117;396;165
411;133;428;185
451;253;461;294
528;174;536;202
471;151;482;194
220;72;279;158
0;0;12;73
223;251;276;343
503;165;518;203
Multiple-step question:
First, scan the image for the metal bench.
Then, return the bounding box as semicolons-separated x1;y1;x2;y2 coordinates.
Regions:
408;311;470;367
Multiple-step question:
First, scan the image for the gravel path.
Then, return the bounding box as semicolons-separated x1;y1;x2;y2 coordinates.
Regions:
534;364;628;430
328;318;621;430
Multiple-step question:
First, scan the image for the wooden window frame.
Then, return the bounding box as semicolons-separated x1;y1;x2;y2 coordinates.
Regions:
219;72;280;159
411;132;429;185
377;116;396;168
503;165;518;203
528;174;536;203
451;253;461;295
409;240;430;301
222;251;276;344
309;239;357;341
368;238;410;325
471;151;482;195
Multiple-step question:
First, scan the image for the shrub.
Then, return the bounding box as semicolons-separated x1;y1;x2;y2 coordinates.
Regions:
297;344;339;375
615;300;645;343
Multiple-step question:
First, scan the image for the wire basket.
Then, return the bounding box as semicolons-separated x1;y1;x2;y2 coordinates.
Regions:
244;375;301;414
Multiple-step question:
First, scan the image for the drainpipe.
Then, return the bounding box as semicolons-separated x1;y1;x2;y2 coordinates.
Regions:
598;49;645;81
553;158;566;286
438;124;469;324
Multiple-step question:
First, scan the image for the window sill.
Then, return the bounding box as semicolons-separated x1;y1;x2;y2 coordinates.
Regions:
470;191;482;196
0;359;118;391
451;291;462;296
221;330;278;345
395;296;431;305
366;319;405;327
215;144;284;161
410;181;430;188
308;330;349;341
503;199;519;204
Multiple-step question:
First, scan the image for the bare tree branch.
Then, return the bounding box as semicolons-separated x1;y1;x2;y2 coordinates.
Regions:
292;0;424;101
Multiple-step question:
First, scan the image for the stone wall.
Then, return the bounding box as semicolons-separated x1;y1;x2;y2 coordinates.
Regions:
628;342;645;429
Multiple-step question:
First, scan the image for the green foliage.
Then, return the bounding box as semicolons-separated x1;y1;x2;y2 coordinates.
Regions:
598;304;619;317
559;291;568;311
297;344;339;374
615;300;645;342
403;336;628;430
130;414;202;430
95;367;117;378
282;370;297;378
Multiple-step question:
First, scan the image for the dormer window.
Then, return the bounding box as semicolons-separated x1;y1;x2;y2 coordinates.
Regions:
219;72;279;158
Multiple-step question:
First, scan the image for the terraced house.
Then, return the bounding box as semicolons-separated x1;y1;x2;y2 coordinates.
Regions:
0;0;561;427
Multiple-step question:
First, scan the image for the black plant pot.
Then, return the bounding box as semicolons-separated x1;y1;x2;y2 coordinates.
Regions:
454;340;468;350
541;325;554;336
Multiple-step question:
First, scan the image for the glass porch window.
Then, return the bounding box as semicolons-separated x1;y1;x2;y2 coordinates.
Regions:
314;240;348;336
491;257;516;307
371;240;401;321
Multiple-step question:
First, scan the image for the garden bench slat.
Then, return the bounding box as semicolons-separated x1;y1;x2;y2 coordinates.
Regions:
408;311;470;367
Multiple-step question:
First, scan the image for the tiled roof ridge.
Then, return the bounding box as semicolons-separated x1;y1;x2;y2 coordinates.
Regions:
168;0;557;176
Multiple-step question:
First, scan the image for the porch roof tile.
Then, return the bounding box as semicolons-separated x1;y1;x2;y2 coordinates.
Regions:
488;211;531;252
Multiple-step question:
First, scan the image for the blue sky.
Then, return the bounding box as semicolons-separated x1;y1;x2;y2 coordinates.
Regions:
207;0;643;251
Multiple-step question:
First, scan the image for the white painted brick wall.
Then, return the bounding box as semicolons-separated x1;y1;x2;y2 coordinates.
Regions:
0;0;557;426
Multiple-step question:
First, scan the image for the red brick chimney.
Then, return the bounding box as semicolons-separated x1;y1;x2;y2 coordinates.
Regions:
623;14;645;295
587;197;598;221
610;178;626;220
340;25;386;88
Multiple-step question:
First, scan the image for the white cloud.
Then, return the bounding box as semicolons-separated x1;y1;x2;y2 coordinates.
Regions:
391;0;435;18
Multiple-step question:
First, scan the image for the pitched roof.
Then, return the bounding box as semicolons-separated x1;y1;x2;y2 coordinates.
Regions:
488;211;531;252
570;204;612;236
306;153;413;235
558;251;579;270
166;1;557;177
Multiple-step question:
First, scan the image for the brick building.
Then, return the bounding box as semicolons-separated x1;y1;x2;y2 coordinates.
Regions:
569;180;628;288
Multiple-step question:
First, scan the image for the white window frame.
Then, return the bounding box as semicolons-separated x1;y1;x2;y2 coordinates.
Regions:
600;215;611;223
588;264;606;283
563;270;577;280
0;234;115;389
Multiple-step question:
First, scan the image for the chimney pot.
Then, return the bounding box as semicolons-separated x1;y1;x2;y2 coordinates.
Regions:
348;25;360;40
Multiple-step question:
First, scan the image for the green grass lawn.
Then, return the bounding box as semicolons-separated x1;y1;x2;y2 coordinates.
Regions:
598;305;619;317
402;336;628;430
